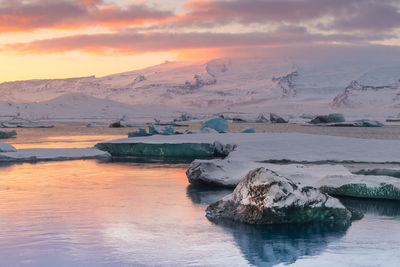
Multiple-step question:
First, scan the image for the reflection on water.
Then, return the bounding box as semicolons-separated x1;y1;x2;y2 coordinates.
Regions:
339;196;400;217
1;161;400;266
186;184;233;205
214;221;349;267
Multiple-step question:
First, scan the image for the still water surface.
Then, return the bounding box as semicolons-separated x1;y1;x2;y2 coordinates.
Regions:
0;160;400;266
1;124;400;266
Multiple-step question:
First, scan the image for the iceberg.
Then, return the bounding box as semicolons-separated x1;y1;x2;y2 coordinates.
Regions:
309;113;345;124
0;130;17;139
0;148;110;162
95;140;233;158
128;128;152;137
240;127;255;133
354;168;400;178
201;117;228;133
206;168;352;224
98;132;400;163
148;124;174;135
186;159;351;187
270;113;288;123
0;143;17;152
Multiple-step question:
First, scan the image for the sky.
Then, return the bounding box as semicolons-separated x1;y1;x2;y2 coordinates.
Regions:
0;0;400;82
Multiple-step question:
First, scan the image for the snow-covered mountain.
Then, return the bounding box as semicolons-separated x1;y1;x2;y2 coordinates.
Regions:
0;93;177;121
1;57;400;119
332;80;400;109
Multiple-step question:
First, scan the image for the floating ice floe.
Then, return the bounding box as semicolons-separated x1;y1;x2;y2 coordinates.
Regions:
201;117;228;133
0;143;17;152
187;159;400;201
187;159;351;187
0;130;17;139
97;133;400;163
0;148;110;162
318;174;400;200
1;118;54;128
206;168;353;224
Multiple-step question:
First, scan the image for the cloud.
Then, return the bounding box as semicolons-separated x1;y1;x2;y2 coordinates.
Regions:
176;0;400;33
4;26;391;54
0;0;173;32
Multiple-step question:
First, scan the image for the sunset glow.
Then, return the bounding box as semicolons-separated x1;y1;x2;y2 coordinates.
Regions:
1;0;400;82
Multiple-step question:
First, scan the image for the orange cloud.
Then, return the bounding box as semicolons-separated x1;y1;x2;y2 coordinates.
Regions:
0;0;173;33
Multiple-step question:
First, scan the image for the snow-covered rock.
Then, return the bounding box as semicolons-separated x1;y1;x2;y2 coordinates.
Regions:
0;130;17;139
0;143;17;152
206;168;352;224
201;117;228;133
0;148;110;162
332;79;400;109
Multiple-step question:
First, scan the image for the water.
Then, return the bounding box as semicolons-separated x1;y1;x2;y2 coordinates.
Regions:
1;123;400;266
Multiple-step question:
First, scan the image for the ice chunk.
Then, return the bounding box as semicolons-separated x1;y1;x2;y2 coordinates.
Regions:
109;120;125;128
354;168;400;178
353;120;384;127
270;113;288;123
319;174;400;200
201;117;228;133
186;159;352;187
148;124;174;135
0;130;17;139
206;168;352;224
311;120;384;127
309;113;345;124
96;140;233;158
240;127;255;133
1;118;53;128
0;143;17;152
128;128;151;137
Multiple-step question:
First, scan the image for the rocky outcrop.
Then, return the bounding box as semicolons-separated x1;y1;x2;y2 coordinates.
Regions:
272;71;299;97
206;168;352;224
332;80;400;108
